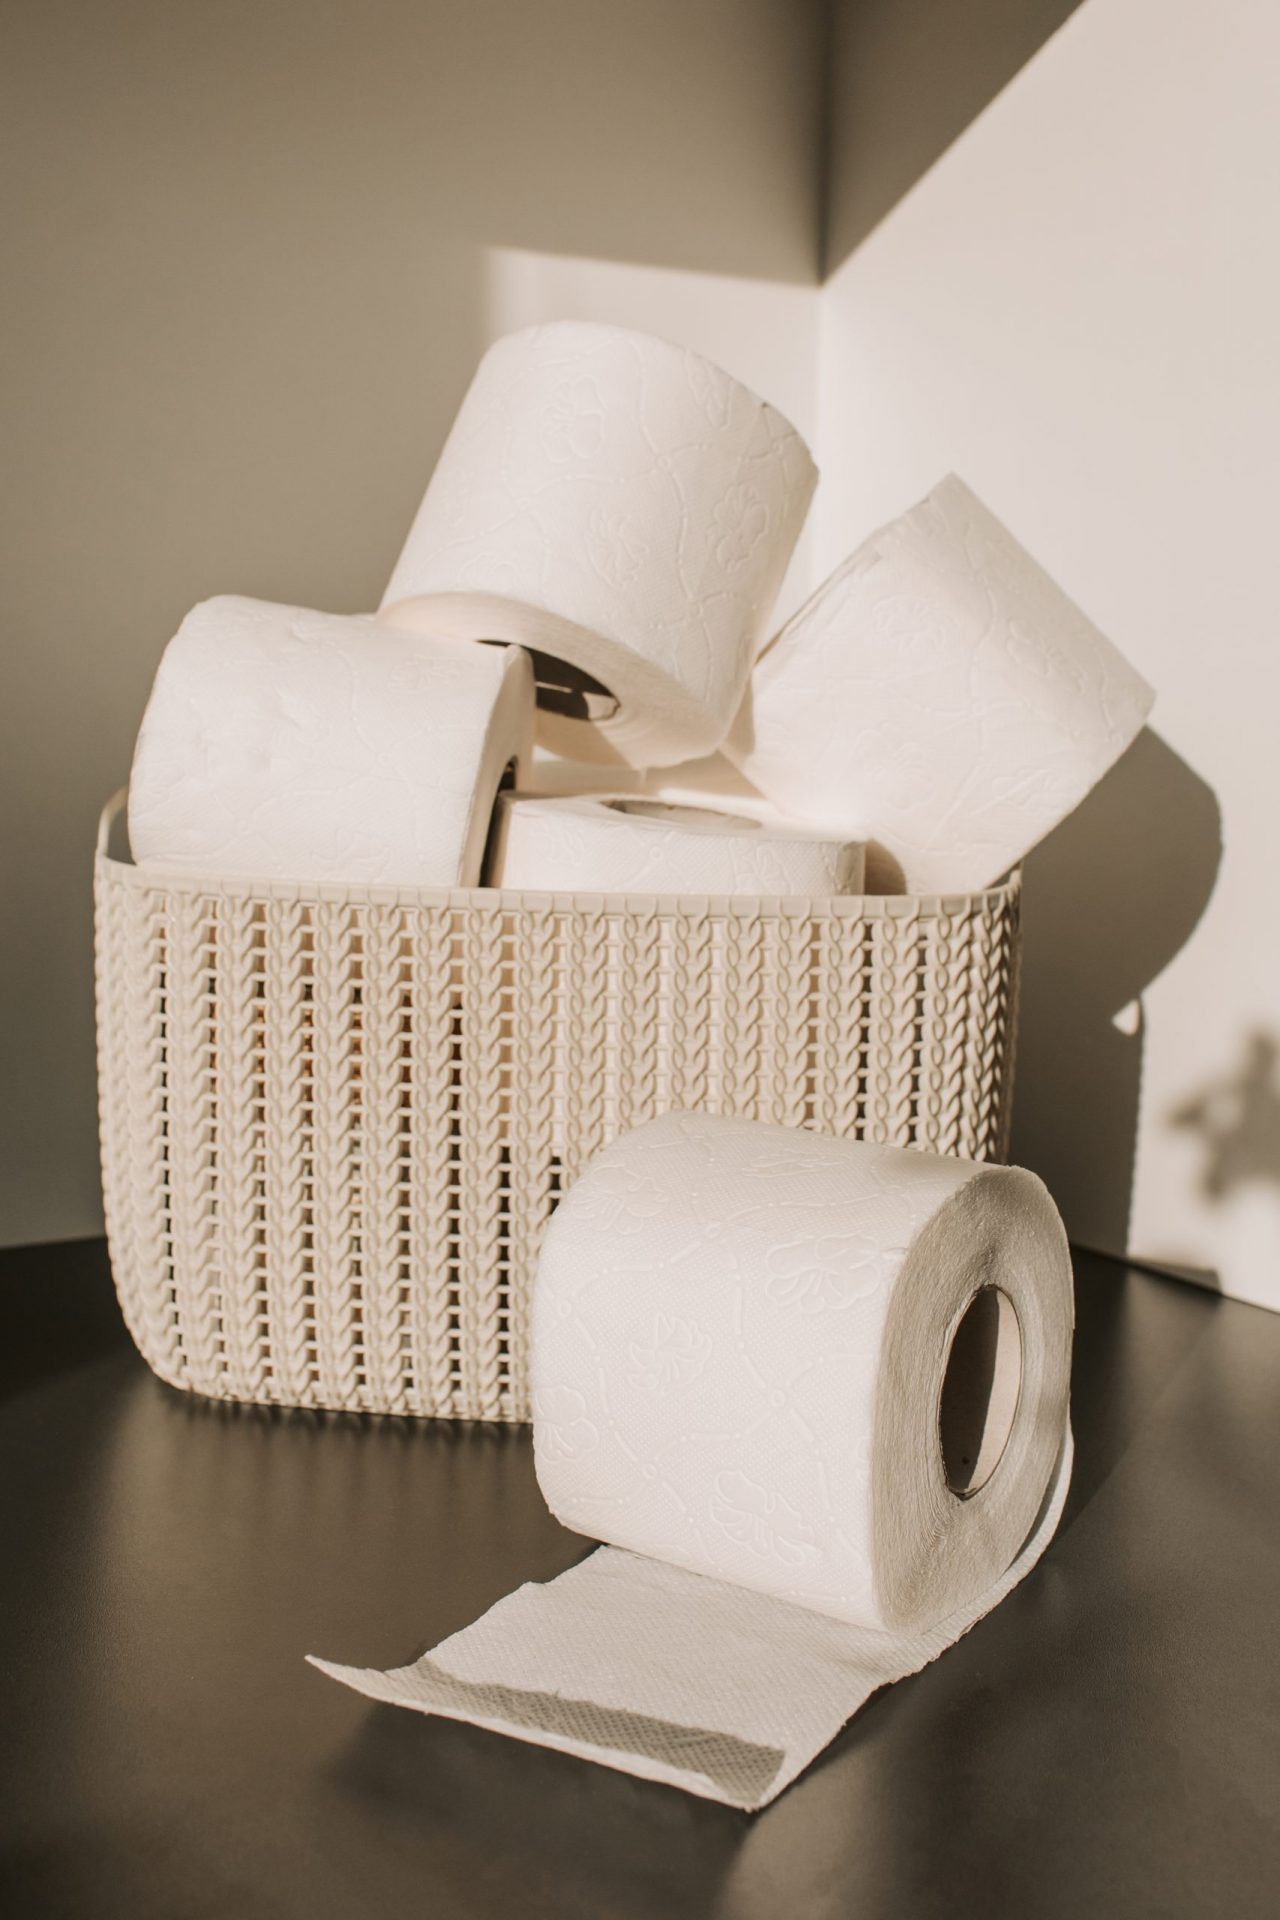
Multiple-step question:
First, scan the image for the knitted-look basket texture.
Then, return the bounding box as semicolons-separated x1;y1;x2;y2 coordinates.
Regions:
94;794;1021;1422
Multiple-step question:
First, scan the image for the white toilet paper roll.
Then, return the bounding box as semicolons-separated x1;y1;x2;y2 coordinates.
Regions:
312;1113;1074;1808
533;1112;1072;1630
726;475;1155;894
379;322;817;769
490;795;865;896
128;597;533;886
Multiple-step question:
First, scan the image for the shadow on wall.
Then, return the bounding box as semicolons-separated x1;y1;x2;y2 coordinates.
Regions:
822;0;1087;270
1171;1030;1280;1204
1011;728;1222;1256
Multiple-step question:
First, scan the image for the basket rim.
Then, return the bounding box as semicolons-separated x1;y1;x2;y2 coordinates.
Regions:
96;789;1021;919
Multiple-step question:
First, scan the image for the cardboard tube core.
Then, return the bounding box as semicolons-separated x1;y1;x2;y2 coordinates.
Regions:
939;1286;1023;1497
529;651;619;722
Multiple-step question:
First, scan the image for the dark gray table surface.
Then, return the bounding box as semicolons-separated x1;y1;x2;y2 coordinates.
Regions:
1;1238;1277;1919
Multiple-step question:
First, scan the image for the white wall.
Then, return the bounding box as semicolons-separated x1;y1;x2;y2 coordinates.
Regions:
0;0;821;1247
817;0;1279;1308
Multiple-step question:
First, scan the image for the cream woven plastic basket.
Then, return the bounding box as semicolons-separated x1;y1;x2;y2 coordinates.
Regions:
95;791;1021;1422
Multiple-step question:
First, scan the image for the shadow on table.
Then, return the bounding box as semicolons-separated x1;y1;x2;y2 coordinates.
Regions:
0;1237;127;1405
1059;1249;1219;1523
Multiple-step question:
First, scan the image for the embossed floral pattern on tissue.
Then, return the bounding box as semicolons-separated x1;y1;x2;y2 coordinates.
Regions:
491;794;864;896
379;322;817;766
531;1109;1032;1622
128;597;534;886
727;475;1153;893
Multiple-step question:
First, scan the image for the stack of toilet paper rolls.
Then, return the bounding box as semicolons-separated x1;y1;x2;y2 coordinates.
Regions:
128;320;1152;899
130;322;832;892
116;324;1138;1803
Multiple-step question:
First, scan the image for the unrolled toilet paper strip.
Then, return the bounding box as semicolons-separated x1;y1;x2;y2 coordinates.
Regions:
308;1447;1070;1810
311;1113;1074;1808
725;474;1155;895
378;322;818;769
128;598;534;886
489;794;865;895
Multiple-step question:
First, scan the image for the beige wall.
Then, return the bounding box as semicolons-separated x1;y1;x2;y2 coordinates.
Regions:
817;0;1279;1309
0;0;823;1246
823;0;1083;268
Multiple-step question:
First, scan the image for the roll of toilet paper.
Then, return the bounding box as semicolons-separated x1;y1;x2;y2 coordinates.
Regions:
490;794;865;895
128;597;533;887
379;322;817;769
312;1112;1074;1808
726;475;1154;894
533;1112;1072;1630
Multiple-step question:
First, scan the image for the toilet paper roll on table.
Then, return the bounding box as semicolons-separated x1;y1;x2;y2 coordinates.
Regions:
312;1112;1074;1809
128;597;534;886
726;474;1154;894
379;322;817;769
490;794;866;895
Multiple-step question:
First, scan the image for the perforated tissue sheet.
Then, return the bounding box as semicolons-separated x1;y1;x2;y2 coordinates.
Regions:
312;1113;1074;1809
